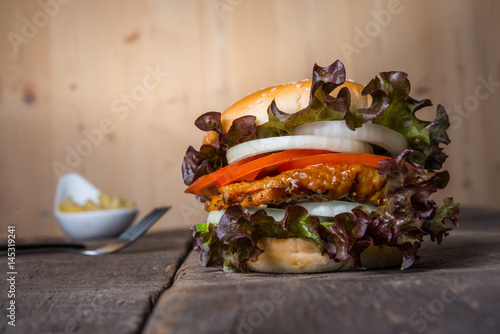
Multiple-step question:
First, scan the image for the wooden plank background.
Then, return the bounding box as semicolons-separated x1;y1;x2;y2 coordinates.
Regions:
0;0;499;240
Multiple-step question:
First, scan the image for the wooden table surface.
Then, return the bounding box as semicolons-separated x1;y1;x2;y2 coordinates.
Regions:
2;207;499;334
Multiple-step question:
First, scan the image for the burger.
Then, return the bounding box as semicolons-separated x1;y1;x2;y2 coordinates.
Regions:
182;60;459;273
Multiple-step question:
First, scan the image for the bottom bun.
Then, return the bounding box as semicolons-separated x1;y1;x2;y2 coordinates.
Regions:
247;237;403;273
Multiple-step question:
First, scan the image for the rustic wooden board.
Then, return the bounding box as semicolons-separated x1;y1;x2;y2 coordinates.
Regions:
0;230;192;334
144;208;500;334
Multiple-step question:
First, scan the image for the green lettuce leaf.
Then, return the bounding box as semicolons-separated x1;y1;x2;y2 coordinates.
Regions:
182;112;257;185
365;72;451;170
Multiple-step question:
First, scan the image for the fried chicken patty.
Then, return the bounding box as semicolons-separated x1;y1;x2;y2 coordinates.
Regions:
205;164;388;211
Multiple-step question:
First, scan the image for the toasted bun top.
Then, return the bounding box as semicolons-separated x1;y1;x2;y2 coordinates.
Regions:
202;80;372;145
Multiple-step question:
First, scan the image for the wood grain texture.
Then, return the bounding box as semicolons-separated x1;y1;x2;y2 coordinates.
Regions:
0;0;499;240
143;208;500;334
0;230;192;334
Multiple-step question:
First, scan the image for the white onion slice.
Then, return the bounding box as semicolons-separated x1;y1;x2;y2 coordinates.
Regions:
297;201;376;218
292;121;408;156
207;207;286;224
226;135;373;164
206;201;376;225
206;210;225;224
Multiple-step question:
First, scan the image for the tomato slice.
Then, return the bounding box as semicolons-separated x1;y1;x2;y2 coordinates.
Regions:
276;152;386;172
184;154;263;197
184;149;331;197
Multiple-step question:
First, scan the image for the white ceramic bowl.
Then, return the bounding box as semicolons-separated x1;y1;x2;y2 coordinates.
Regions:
54;172;138;241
